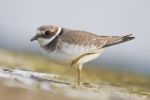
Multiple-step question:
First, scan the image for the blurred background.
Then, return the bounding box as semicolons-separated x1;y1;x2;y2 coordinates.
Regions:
0;0;150;74
0;0;150;100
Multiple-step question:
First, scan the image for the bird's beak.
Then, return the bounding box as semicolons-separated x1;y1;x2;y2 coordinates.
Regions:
30;35;38;42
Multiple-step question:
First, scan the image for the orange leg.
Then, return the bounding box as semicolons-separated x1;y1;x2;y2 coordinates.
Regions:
77;68;81;85
76;64;82;85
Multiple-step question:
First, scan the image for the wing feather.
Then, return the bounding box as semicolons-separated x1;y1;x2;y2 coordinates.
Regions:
59;28;134;48
60;29;106;48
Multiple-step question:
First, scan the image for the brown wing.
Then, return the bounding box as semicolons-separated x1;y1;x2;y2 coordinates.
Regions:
100;34;135;48
60;28;134;48
60;29;107;48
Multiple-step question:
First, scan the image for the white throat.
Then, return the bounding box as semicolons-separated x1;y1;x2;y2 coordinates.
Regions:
37;27;62;46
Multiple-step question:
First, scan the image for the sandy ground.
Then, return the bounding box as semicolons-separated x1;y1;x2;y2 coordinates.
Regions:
0;67;149;100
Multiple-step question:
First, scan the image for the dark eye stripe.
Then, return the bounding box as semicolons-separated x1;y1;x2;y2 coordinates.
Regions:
45;30;51;35
43;30;55;39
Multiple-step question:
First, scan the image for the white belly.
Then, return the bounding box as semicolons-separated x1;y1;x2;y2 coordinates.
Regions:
42;42;104;65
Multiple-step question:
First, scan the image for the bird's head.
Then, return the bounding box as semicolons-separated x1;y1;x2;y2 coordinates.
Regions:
30;25;62;46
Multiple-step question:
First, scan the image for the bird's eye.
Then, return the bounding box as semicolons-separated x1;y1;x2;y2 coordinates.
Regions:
45;30;51;36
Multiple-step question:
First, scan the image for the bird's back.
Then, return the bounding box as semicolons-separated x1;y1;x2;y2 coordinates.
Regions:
60;28;134;49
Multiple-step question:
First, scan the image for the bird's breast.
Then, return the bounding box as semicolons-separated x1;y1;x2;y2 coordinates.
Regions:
41;42;101;65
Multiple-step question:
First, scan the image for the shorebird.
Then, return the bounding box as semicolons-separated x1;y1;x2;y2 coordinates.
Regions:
31;25;135;85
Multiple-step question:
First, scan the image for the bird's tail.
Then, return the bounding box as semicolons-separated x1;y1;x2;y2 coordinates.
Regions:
103;34;135;48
